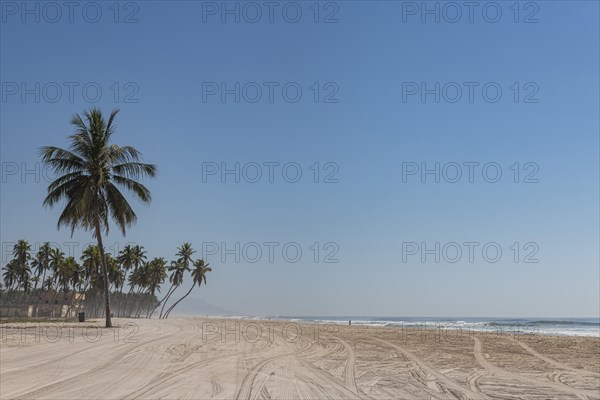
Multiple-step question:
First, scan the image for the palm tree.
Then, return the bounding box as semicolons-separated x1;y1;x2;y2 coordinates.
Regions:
108;255;125;314
31;243;51;316
164;259;211;319
58;257;80;316
42;276;54;291
2;260;19;290
31;244;51;316
158;243;195;319
8;241;32;313
31;243;52;289
119;245;146;316
130;261;150;317
13;240;32;268
40;108;156;327
144;258;167;318
80;245;101;314
131;245;147;271
81;245;101;280
117;245;136;275
2;260;19;315
57;257;78;293
13;240;32;292
47;248;65;311
49;248;65;279
131;257;165;318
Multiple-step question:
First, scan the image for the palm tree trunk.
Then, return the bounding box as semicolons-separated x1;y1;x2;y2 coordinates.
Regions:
144;294;155;318
122;285;136;317
50;289;61;317
155;284;175;319
136;291;150;317
94;219;112;328
77;281;89;315
138;289;148;317
129;287;142;317
163;286;193;319
5;288;15;316
33;289;41;317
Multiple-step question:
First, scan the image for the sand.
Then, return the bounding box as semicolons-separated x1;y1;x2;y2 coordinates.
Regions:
1;317;599;399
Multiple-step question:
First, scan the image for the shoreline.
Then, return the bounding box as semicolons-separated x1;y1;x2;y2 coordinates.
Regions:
181;314;600;338
2;315;599;339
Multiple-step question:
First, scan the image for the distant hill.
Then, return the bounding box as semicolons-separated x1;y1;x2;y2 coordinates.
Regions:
167;296;237;317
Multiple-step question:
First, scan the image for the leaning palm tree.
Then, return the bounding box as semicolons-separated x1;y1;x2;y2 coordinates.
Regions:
164;259;211;319
40;108;156;327
144;258;167;318
158;243;195;319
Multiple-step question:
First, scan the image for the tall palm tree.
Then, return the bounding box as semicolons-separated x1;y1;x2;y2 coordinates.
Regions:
164;259;211;319
144;258;167;318
13;240;32;292
81;245;101;279
8;241;33;313
117;245;136;275
119;245;146;316
31;243;52;290
31;244;51;316
48;248;65;290
130;261;150;317
40;108;156;327
80;245;101;312
13;240;32;268
57;257;78;293
2;260;19;315
158;243;195;319
58;257;80;316
105;254;121;291
2;260;19;290
116;245;134;316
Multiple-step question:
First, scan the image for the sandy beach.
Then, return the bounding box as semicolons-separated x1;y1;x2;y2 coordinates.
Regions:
1;317;598;400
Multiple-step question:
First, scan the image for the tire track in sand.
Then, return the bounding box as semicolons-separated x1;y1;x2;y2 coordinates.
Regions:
466;370;487;394
337;337;360;396
294;356;363;399
5;325;181;400
236;353;296;400
126;338;271;399
375;338;489;400
473;337;596;400
236;332;306;400
507;337;600;378
236;334;362;400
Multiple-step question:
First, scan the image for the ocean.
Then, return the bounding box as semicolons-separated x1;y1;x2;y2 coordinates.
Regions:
229;316;600;337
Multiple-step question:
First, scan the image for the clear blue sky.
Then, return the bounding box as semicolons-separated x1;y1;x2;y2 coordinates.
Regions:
1;1;598;317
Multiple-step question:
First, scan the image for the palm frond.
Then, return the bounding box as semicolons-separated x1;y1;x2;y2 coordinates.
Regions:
112;175;152;202
105;182;137;235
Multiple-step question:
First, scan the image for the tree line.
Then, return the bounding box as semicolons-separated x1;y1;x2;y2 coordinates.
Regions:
1;240;211;319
